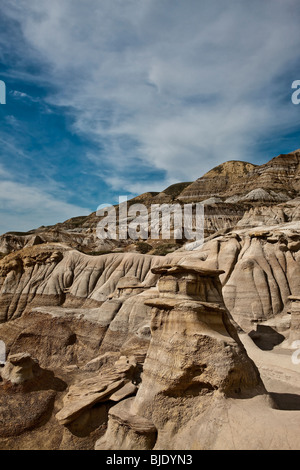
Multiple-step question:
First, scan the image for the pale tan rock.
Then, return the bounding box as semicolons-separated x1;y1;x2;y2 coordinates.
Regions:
166;226;300;331
82;352;120;372
238;206;287;228
95;398;157;451
178;150;300;202
1;353;40;385
56;355;137;425
97;265;265;450
3;151;300;450
287;296;300;345
56;378;125;425
109;382;138;402
0;245;163;322
178;160;258;201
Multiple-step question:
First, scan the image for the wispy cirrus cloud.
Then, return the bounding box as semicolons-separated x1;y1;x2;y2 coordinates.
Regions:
0;169;90;234
1;0;300;232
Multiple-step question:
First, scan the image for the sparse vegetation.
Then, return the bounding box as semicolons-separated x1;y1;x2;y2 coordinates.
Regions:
83;250;116;256
136;242;152;254
151;243;179;256
163;182;192;199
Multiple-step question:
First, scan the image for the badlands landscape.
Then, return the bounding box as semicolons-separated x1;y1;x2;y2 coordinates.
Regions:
1;149;300;450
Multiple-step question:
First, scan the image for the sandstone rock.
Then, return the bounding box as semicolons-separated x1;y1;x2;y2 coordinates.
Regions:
0;246;163;322
168;226;300;331
2;150;300;450
109;382;138;402
1;353;40;385
178;160;258;201
1;222;299;366
0;308;109;369
114;276;146;298
238;188;289;203
237;206;287;228
82;352;120;372
97;288;159;358
287;296;300;345
178;150;300;202
56;379;125;425
97;265;265;450
95;398;157;450
0;389;55;437
56;356;137;425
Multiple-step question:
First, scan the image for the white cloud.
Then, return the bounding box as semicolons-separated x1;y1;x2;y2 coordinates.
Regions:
0;164;10;178
11;90;29;99
10;90;41;104
105;175;173;197
0;178;90;234
2;0;300;192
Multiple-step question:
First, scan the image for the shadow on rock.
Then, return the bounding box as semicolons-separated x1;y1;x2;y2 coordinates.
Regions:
269;392;300;411
249;325;285;351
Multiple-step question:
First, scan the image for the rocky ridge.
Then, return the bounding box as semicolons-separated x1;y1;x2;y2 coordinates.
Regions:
2;150;300;256
0;150;300;449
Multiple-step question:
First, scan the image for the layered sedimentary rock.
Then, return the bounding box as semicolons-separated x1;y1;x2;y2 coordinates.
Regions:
287;296;300;345
178;150;300;201
96;265;265;450
1;223;300;366
0;245;162;323
1;150;300;258
0;228;119;256
1;353;41;385
0;245;165;372
1;150;300;450
169;224;300;330
178;160;258;201
56;356;138;425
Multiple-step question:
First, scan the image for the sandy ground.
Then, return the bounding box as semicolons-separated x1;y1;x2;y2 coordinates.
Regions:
240;333;300;408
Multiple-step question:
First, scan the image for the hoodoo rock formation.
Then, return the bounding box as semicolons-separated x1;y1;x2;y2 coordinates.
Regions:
1;150;300;449
96;265;267;450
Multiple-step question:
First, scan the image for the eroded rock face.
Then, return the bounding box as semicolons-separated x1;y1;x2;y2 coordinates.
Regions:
0;390;56;438
1;151;300;260
0;246;165;373
1;225;300;372
1;353;40;385
1;151;300;450
56;356;138;426
178;150;300;202
178;161;258;201
96;265;265;450
169;226;300;330
0;245;162;323
287;296;300;345
0;352;67;442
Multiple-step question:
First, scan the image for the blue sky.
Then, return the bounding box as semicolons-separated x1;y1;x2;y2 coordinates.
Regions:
0;0;300;234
